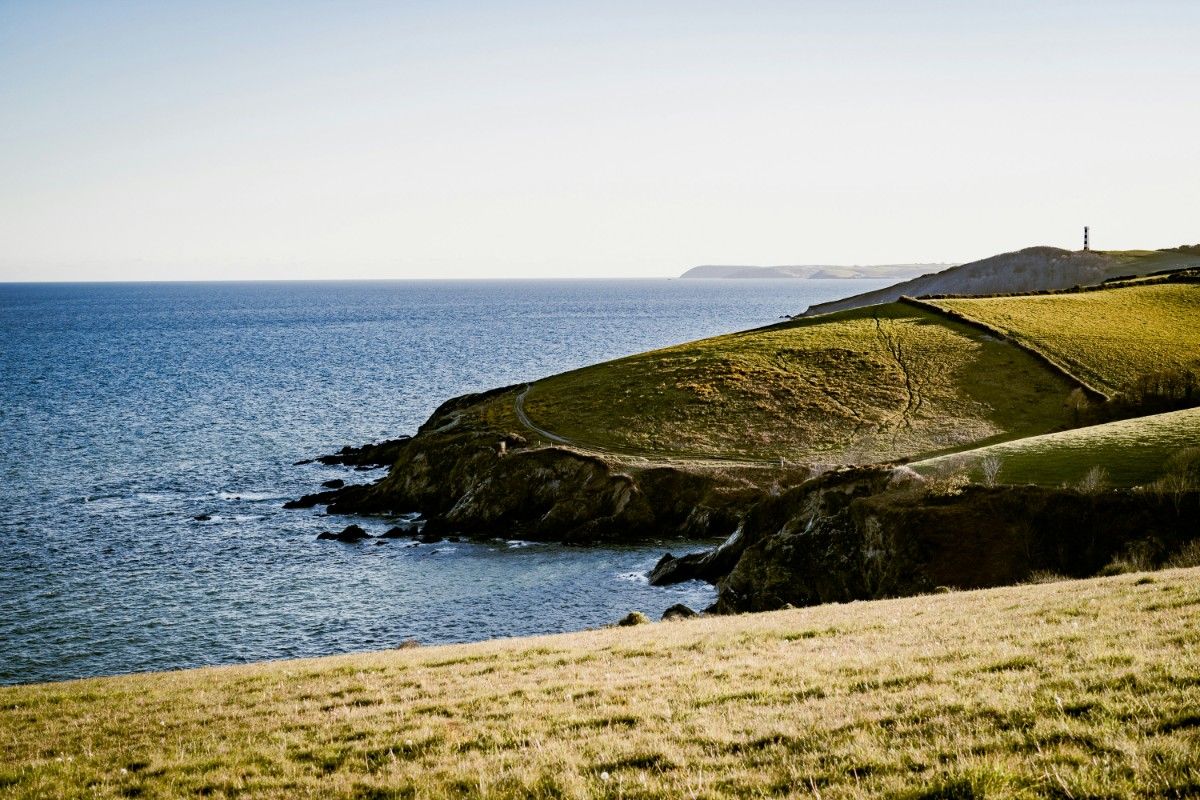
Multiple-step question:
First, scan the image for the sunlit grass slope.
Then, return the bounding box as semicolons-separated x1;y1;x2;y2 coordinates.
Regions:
932;283;1200;395
520;303;1074;463
3;571;1199;799
911;407;1200;487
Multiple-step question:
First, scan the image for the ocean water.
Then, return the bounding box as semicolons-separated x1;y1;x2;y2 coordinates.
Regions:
0;278;888;685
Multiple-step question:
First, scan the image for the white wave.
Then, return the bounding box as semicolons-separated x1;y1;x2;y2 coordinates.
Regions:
216;491;286;501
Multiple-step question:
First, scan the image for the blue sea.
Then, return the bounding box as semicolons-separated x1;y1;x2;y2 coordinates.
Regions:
0;278;887;685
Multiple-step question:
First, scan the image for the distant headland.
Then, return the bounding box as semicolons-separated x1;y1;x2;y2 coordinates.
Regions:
679;263;956;280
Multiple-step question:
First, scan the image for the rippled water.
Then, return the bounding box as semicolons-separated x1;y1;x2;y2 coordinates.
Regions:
0;278;887;685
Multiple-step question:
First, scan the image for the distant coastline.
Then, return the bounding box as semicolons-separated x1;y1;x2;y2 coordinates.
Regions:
679;263;956;280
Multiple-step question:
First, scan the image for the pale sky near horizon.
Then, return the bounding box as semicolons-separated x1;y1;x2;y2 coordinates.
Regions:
1;1;1198;281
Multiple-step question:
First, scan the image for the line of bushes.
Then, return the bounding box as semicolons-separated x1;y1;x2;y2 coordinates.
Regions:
1069;365;1200;426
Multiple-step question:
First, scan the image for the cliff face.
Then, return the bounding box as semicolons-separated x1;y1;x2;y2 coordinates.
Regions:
293;388;1199;613
295;386;807;544
713;472;1198;612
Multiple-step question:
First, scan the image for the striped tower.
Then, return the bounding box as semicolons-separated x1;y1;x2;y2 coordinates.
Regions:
1084;226;1089;251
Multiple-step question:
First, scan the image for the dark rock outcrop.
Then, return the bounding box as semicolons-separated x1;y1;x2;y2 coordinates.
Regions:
710;469;1200;613
288;385;800;543
295;437;413;469
648;525;750;586
284;483;382;512
661;604;697;621
317;524;372;542
321;479;345;489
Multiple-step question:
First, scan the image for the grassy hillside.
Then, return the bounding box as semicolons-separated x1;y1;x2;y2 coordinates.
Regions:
932;283;1200;395
3;570;1199;799
912;407;1200;487
519;302;1075;463
802;245;1200;317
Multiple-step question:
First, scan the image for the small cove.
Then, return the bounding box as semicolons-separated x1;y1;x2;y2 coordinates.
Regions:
0;277;889;685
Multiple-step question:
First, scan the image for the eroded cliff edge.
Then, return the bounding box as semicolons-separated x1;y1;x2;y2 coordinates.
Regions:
288;385;804;544
290;386;1199;613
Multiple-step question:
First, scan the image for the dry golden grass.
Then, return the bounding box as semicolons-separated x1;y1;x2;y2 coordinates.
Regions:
933;284;1200;395
518;303;1074;464
3;570;1199;799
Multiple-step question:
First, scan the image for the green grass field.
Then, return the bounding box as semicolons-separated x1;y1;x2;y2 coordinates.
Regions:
519;303;1075;464
2;570;1198;799
932;284;1200;395
911;407;1200;487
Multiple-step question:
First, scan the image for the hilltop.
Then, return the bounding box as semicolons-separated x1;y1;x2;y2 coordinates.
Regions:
680;263;953;280
3;569;1198;799
802;244;1200;316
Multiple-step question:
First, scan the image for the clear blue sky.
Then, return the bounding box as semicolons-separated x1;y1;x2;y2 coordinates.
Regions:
2;1;1197;280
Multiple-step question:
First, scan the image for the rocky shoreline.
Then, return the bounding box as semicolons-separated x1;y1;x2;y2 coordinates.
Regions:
289;387;1200;613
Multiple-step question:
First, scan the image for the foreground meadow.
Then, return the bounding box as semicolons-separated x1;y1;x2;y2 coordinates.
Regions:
3;569;1199;799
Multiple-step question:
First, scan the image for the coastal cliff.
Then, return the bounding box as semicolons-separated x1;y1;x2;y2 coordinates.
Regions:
291;386;1199;614
289;385;807;544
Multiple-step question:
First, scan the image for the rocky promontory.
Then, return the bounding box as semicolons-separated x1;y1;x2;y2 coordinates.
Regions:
291;385;1200;613
289;384;804;543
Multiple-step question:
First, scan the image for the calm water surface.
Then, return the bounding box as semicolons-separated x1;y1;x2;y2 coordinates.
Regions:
0;278;887;685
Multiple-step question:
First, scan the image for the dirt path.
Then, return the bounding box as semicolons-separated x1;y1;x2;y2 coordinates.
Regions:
513;385;575;446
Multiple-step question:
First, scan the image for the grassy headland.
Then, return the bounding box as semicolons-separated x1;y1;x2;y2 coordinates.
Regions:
500;282;1200;468
520;303;1075;463
2;570;1199;798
